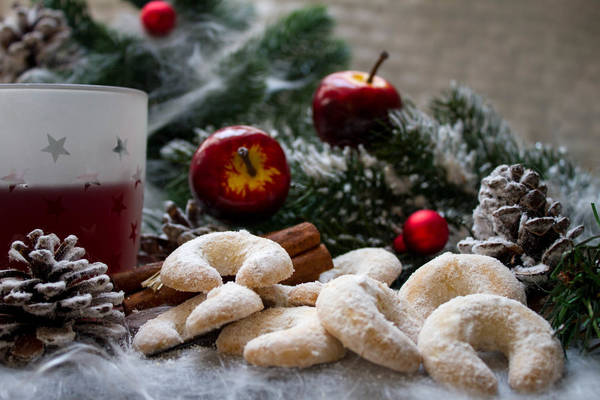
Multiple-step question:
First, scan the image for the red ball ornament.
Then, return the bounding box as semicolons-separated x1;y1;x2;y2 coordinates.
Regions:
393;234;407;253
402;210;449;255
141;1;176;37
189;125;291;220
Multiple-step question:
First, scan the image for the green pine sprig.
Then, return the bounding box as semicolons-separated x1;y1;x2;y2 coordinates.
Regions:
545;204;600;353
431;83;521;179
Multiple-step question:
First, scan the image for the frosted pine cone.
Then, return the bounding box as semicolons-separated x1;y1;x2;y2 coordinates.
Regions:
0;3;73;83
139;200;226;263
457;164;584;287
0;230;126;366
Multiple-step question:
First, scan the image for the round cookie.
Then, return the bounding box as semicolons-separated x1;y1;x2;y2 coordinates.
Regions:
398;252;526;330
418;294;564;395
216;306;345;368
184;282;263;338
319;247;402;286
160;230;294;292
316;275;421;372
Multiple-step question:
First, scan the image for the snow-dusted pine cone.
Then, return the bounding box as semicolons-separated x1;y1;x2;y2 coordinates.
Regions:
0;3;72;83
457;164;584;287
139;200;226;263
0;229;126;366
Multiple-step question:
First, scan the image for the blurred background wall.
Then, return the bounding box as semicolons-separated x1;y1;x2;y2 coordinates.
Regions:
2;0;598;171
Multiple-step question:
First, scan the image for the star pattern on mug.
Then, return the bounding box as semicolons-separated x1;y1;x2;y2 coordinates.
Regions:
1;169;28;192
80;223;97;236
76;172;101;191
129;222;138;244
132;166;143;189
111;193;127;215
45;196;66;217
113;137;129;160
41;134;70;162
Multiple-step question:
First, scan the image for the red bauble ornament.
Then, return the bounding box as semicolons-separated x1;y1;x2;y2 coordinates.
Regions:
312;51;402;147
141;1;176;37
402;210;449;255
189;125;291;220
393;234;407;253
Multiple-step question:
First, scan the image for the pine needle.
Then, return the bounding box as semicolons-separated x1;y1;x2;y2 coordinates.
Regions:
545;203;600;353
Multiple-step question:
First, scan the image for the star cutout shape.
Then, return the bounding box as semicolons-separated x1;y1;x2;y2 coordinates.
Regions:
113;137;129;160
132;166;143;189
45;196;66;217
111;193;127;215
129;222;138;244
41;134;70;163
80;223;97;236
1;169;27;192
77;172;101;191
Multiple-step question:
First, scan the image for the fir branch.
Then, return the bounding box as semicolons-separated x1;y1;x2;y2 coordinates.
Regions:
256;5;350;122
545;203;600;353
123;0;254;33
146;47;267;157
174;0;254;28
430;83;581;183
370;104;478;215
251;147;402;256
37;0;120;52
37;0;165;90
147;6;347;157
431;82;522;179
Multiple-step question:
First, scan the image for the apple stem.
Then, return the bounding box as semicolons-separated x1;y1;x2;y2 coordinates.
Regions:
237;147;257;177
367;51;389;84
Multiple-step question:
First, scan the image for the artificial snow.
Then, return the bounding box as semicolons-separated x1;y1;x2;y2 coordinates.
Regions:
1;342;598;400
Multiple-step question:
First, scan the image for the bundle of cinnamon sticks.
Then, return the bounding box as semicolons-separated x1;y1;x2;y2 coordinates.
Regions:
111;223;333;314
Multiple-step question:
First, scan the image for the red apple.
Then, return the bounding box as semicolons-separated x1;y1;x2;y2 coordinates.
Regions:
312;51;402;147
189;126;291;220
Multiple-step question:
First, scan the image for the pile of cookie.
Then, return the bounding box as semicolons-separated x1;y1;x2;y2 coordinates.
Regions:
132;230;563;396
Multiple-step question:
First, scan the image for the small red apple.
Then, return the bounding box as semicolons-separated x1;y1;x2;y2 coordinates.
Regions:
141;1;176;37
189;126;291;220
312;51;402;147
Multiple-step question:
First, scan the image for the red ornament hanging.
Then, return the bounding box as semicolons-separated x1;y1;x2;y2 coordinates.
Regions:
141;1;176;37
402;209;449;255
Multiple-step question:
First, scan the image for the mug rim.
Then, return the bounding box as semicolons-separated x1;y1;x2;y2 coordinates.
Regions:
0;83;147;98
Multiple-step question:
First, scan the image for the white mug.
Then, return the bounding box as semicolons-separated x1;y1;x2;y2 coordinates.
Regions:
0;84;147;273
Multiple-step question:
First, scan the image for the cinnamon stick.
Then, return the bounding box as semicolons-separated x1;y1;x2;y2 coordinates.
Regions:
282;244;333;285
263;222;321;258
123;286;196;314
111;262;162;295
